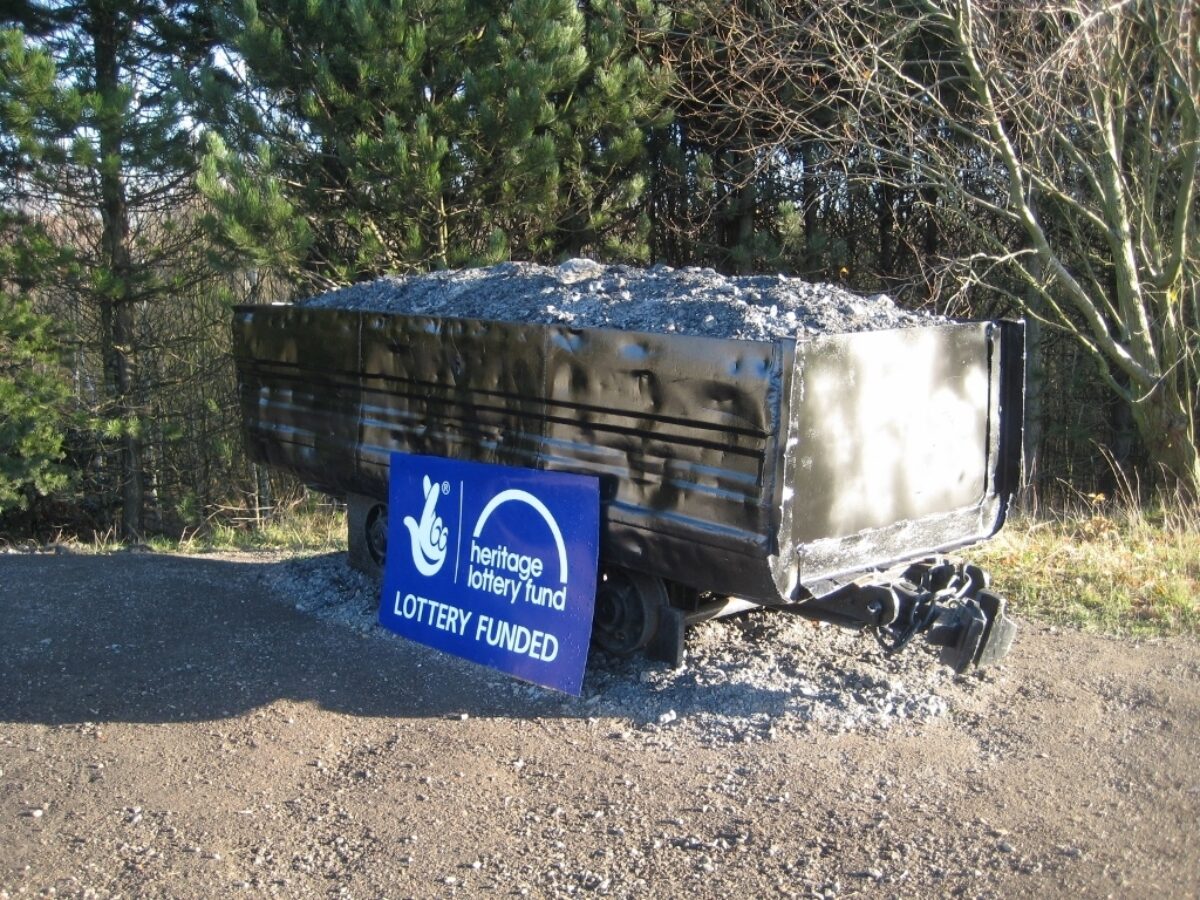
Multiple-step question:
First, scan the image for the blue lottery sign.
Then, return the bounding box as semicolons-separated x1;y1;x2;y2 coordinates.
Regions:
379;453;600;695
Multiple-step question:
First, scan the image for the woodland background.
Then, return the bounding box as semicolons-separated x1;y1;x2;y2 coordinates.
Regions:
2;0;1197;541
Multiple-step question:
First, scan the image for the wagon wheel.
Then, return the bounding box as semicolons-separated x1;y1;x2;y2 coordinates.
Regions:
592;567;668;656
364;503;389;567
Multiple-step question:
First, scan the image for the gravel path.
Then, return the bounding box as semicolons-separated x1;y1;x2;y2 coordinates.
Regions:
271;554;959;746
298;259;939;340
3;549;1199;899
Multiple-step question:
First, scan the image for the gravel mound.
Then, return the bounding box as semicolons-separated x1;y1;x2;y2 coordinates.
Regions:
269;553;972;745
297;259;938;340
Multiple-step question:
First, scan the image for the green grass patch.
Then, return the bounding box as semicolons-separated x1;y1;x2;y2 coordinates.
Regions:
155;498;347;555
975;503;1200;637
3;492;348;557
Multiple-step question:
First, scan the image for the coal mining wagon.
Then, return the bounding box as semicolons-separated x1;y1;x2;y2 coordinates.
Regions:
233;263;1023;671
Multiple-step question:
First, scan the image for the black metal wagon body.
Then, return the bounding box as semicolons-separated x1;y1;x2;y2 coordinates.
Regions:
233;304;1023;669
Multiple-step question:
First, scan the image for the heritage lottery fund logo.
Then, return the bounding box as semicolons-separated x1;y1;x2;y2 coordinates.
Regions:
379;453;600;695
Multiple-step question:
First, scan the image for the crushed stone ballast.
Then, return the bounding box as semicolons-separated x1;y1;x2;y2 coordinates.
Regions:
295;259;941;340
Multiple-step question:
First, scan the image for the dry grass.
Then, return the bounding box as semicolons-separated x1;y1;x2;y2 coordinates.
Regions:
164;496;347;555
976;499;1200;637
15;485;1198;641
206;491;1199;639
3;491;348;556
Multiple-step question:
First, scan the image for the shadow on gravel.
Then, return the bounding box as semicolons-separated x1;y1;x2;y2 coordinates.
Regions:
0;551;603;727
2;551;942;737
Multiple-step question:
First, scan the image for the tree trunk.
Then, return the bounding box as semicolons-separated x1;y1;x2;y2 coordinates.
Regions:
1021;189;1045;508
1131;386;1200;499
733;146;756;273
647;128;661;263
846;182;861;273
713;147;729;262
92;4;143;539
800;141;819;277
921;185;938;261
877;182;895;279
1022;314;1045;507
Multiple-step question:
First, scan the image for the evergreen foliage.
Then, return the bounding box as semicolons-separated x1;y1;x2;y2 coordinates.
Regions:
1;1;1195;536
0;286;72;513
202;0;671;293
0;28;74;514
3;4;231;537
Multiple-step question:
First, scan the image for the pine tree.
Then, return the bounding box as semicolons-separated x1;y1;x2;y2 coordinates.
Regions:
464;0;671;261
6;2;223;538
0;28;74;516
0;287;73;515
202;0;671;291
202;0;461;289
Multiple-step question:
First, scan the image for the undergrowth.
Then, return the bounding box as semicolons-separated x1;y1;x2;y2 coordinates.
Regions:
171;495;1200;638
9;486;1197;640
2;494;348;556
161;496;347;555
976;498;1200;638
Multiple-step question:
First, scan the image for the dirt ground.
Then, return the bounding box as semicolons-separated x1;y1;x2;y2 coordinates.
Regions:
2;550;1198;899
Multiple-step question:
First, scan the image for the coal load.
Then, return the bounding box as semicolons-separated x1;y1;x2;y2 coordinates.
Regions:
298;259;940;341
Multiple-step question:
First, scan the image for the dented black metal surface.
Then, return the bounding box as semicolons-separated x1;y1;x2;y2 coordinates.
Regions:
233;305;1023;612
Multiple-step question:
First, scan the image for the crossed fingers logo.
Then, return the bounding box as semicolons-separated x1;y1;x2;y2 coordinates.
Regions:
403;475;449;576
